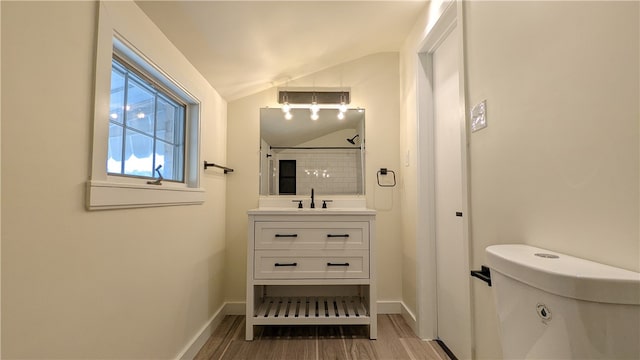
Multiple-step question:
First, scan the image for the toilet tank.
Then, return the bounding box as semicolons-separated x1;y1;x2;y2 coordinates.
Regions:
486;244;640;360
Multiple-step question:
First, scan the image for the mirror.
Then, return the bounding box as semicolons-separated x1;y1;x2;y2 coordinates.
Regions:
260;107;365;196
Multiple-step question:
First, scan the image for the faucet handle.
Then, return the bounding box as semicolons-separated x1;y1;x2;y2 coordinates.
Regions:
291;200;303;209
322;200;333;209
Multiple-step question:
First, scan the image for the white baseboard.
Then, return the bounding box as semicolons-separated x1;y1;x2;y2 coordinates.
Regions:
377;300;402;314
176;302;239;360
400;301;418;336
177;300;410;360
223;301;245;315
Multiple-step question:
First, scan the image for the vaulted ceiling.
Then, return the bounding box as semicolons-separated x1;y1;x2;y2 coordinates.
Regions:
136;1;428;101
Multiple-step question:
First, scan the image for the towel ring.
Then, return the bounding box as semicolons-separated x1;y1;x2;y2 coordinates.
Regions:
377;168;396;187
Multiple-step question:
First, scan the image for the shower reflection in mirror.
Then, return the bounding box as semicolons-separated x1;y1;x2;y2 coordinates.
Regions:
260;108;365;196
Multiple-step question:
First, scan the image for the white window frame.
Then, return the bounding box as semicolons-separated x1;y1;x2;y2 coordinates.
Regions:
87;1;204;210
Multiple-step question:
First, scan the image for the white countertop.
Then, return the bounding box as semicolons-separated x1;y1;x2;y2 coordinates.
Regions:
248;207;376;216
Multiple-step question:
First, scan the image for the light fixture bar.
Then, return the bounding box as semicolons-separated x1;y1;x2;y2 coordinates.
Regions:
284;104;349;110
277;88;350;105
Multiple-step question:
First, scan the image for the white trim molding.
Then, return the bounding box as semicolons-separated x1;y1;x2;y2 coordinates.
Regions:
86;180;205;210
176;303;228;360
222;302;246;315
87;1;207;211
400;301;419;337
415;0;473;354
377;300;403;314
175;301;265;360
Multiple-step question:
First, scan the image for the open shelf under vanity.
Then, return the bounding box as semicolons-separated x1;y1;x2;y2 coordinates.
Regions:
250;284;373;326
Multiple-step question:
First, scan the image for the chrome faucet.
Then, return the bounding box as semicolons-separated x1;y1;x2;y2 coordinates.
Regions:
310;188;315;208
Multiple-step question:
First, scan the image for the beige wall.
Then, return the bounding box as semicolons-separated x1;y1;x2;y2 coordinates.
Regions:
226;53;403;304
1;1;228;358
398;13;421;325
401;0;639;358
464;1;639;358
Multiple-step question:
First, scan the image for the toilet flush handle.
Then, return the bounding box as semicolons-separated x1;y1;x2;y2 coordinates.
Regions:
470;266;492;286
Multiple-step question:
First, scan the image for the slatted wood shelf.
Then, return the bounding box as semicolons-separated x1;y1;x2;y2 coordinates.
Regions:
252;296;371;325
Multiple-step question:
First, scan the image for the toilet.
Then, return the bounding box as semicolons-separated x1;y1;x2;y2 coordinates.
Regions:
486;244;640;359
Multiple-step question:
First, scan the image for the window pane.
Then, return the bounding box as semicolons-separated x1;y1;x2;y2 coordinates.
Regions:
155;141;184;182
125;78;155;136
110;67;125;124
156;97;180;144
107;123;123;174
124;131;153;177
109;56;188;183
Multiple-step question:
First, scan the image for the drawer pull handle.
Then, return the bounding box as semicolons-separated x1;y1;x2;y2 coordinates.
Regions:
327;262;350;267
327;234;350;238
274;262;298;267
275;234;298;238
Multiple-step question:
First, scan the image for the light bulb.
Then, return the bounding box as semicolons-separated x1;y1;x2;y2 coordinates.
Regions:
310;103;319;114
339;103;348;113
137;112;145;119
337;111;345;120
282;103;291;113
110;113;118;120
311;112;319;121
284;111;292;120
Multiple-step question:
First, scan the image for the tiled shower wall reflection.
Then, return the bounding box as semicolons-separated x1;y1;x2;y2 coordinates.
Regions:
273;149;363;195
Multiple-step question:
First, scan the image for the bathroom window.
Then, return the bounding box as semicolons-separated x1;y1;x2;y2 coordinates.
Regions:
87;1;205;210
108;56;186;182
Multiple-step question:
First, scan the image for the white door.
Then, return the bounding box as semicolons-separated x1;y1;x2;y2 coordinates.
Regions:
432;27;472;359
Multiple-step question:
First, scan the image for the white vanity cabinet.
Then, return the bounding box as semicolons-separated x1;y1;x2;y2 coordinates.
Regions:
246;209;376;340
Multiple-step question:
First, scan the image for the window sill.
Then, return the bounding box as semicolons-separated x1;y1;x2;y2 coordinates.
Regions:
86;180;205;210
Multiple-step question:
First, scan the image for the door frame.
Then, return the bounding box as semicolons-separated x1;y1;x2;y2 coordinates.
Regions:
415;0;473;355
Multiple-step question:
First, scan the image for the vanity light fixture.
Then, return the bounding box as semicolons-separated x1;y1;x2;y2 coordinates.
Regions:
282;102;291;114
338;92;348;113
337;92;347;120
281;92;293;120
310;93;320;114
276;88;351;121
281;92;291;113
309;93;320;120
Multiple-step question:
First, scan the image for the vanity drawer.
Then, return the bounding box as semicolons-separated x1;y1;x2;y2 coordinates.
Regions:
254;250;369;279
255;222;369;250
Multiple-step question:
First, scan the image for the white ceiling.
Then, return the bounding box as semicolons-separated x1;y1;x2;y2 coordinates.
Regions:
136;1;428;101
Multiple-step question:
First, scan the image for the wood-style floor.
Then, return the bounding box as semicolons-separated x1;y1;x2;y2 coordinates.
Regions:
194;315;451;360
